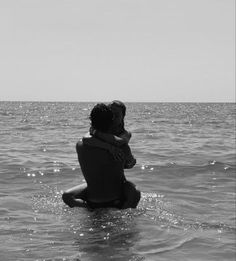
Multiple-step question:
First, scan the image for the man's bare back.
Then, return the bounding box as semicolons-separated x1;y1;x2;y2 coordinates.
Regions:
76;141;126;203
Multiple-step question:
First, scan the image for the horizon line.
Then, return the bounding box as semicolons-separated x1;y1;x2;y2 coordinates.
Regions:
0;100;235;104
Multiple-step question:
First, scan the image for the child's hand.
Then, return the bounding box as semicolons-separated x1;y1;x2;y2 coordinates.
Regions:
124;158;136;169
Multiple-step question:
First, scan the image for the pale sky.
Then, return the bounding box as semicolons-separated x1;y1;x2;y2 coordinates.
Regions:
0;0;235;102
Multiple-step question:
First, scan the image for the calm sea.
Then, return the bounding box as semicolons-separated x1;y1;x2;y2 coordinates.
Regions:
0;101;235;261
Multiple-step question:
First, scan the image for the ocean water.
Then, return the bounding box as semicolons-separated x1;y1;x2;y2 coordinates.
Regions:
0;101;235;261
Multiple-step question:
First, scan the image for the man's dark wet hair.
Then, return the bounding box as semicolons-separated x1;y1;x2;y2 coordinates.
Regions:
90;103;113;132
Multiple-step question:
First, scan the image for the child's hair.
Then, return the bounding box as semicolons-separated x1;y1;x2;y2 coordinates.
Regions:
109;100;126;132
89;103;113;132
109;100;126;117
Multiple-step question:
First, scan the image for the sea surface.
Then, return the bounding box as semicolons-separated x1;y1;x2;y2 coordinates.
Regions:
0;101;235;261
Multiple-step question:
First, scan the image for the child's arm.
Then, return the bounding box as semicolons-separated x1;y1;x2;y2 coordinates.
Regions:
93;129;132;146
93;131;126;146
83;134;112;151
82;135;124;161
119;130;132;144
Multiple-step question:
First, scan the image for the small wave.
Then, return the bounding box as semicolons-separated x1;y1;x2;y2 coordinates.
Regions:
139;193;236;234
138;160;236;177
206;160;236;170
16;125;35;131
0;111;14;116
186;221;236;233
145;235;196;254
139;192;185;229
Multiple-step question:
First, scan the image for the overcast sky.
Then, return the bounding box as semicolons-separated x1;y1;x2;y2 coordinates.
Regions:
0;0;235;102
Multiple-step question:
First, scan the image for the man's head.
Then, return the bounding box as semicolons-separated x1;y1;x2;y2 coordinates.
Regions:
90;103;113;132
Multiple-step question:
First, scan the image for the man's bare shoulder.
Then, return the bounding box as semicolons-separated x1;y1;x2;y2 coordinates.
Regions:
76;139;115;166
76;140;83;150
76;140;108;155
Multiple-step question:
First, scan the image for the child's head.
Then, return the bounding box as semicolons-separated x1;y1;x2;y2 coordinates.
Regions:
109;100;126;131
109;100;126;117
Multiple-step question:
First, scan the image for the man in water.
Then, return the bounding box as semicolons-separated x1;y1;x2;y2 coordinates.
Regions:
62;103;140;209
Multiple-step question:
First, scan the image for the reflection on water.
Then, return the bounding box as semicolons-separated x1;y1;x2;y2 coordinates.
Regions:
30;184;202;261
26;182;235;261
31;184;146;260
71;209;143;261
